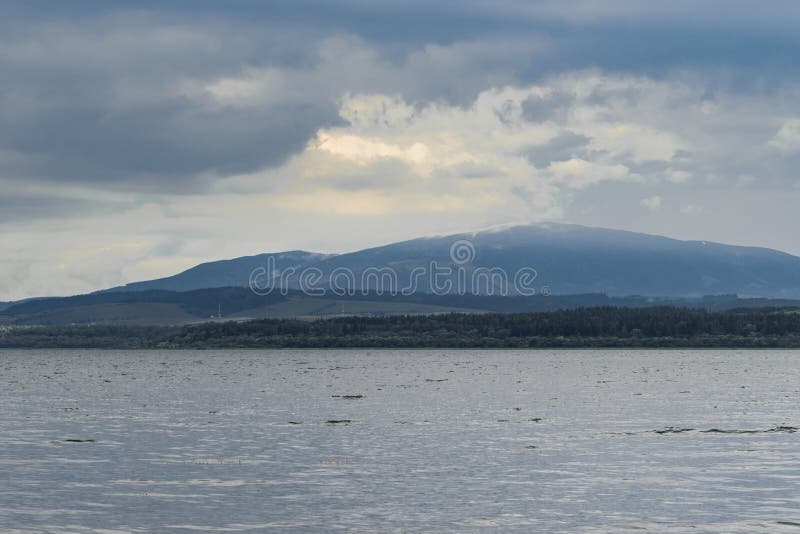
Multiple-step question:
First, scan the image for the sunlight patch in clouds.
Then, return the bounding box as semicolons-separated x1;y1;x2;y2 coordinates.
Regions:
769;119;800;152
289;73;690;218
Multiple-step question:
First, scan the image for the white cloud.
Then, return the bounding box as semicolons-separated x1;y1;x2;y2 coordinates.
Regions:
769;119;800;152
202;68;291;108
313;132;430;167
640;195;663;211
297;75;687;213
548;159;633;189
680;204;704;215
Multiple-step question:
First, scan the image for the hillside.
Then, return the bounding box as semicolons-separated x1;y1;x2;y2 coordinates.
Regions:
3;286;800;326
104;251;332;293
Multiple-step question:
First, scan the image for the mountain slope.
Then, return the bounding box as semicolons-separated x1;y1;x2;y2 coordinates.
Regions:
4;286;800;326
105;251;332;293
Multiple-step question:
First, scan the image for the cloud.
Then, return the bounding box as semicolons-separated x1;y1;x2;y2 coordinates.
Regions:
0;3;799;198
521;90;575;123
0;194;118;223
2;1;800;197
314;132;430;168
640;195;663;211
525;132;594;168
770;119;800;152
680;204;704;215
548;159;633;189
0;26;343;189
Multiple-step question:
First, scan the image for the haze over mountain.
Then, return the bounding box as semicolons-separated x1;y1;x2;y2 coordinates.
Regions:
106;224;800;299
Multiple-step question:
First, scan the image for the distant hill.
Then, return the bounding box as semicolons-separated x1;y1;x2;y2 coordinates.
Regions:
0;287;286;326
3;286;800;326
102;223;800;299
0;297;46;312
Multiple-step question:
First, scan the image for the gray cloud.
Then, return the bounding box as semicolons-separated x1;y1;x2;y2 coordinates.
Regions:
525;132;594;168
0;192;133;223
521;92;575;123
0;9;795;196
0;12;343;192
0;196;92;223
1;1;800;202
1;99;340;188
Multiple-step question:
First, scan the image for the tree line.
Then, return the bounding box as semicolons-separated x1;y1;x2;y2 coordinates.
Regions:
4;306;800;348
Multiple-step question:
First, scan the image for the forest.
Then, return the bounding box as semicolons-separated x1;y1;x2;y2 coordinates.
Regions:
3;306;800;348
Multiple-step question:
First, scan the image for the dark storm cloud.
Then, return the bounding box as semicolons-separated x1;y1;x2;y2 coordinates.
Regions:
2;0;800;198
0;7;343;190
0;95;339;189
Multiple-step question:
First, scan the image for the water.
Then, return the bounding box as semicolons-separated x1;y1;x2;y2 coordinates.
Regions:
1;349;799;533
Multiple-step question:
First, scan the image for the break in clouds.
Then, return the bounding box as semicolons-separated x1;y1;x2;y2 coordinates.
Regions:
3;0;800;299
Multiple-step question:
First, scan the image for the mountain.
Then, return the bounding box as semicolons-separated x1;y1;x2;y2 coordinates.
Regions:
104;223;800;298
314;223;800;298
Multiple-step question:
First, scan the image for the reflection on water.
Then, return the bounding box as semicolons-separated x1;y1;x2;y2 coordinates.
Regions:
1;349;799;532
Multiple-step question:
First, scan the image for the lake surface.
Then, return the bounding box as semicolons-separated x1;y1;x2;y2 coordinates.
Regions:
1;349;800;532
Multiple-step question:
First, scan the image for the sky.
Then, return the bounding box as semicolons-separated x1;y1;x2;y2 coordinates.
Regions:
3;0;800;300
